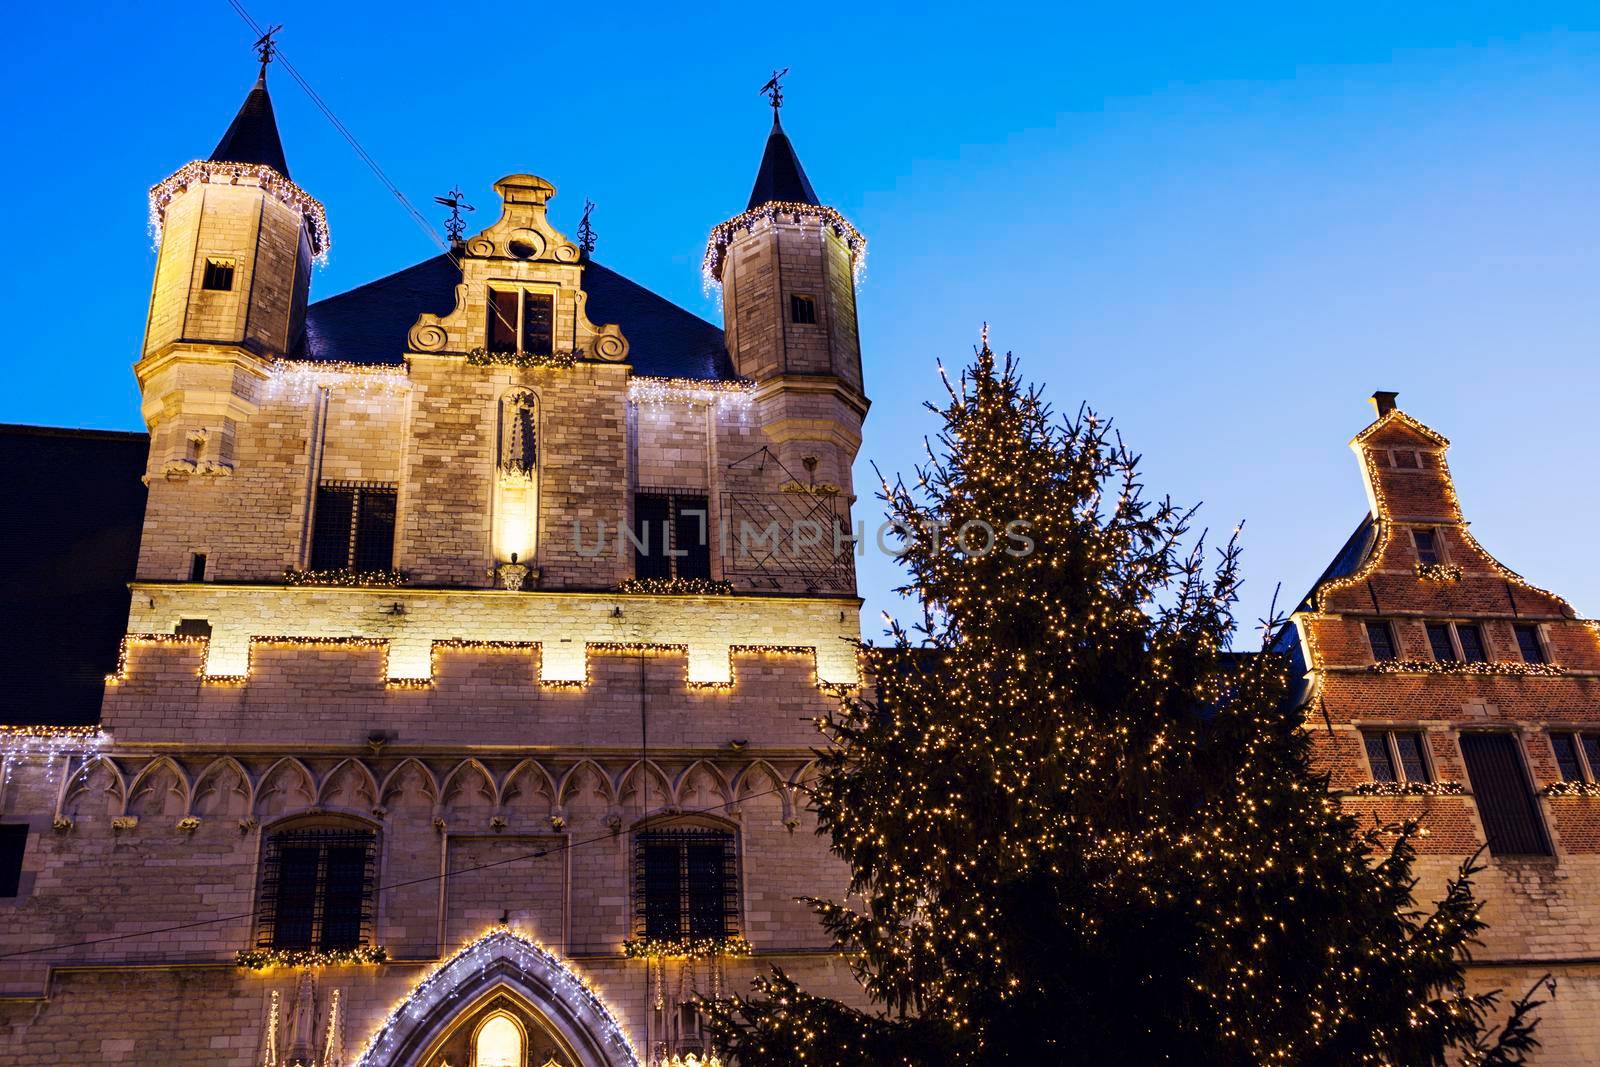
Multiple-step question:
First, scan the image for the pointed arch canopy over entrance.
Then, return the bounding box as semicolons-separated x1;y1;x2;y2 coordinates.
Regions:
354;928;640;1067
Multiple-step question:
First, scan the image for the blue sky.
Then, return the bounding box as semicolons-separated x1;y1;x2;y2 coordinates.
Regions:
5;3;1599;637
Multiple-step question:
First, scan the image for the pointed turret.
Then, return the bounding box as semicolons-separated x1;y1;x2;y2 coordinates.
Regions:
746;114;819;210
209;70;291;178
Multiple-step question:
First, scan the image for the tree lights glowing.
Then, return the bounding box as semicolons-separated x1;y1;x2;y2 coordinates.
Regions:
702;342;1549;1065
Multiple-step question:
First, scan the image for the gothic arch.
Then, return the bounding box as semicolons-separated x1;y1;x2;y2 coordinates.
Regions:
380;758;440;813
319;757;381;814
674;759;731;814
502;758;558;821
615;760;674;817
353;929;639;1067
125;756;191;818
60;756;126;820
255;757;317;818
732;759;793;822
191;756;254;817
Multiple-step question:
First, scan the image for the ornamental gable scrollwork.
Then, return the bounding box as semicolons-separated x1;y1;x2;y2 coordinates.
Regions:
407;174;630;362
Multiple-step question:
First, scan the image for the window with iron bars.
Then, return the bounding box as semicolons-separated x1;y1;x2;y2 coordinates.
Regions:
256;826;378;950
633;489;710;582
309;481;398;572
633;827;739;941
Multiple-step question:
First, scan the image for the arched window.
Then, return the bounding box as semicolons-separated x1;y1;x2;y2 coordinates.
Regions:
256;821;378;951
633;824;739;943
473;1011;526;1067
494;391;540;567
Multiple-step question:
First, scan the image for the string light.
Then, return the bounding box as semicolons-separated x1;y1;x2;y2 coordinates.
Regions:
619;577;735;596
1349;781;1466;798
703;202;866;290
352;927;639;1067
1415;562;1463;583
622;935;752;960
149;160;330;263
466;347;579;369
628;376;755;411
1369;660;1565;677
283;568;408;588
264;359;410;401
236;946;387;970
1541;781;1600;798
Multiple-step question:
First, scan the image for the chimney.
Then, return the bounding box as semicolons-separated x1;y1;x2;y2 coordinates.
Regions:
1369;390;1399;418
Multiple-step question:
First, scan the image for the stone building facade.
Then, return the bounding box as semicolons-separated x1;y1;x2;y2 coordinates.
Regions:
2;57;1599;1067
0;64;870;1066
1284;394;1600;1062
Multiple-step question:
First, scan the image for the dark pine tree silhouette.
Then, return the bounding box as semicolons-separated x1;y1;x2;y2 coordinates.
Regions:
703;340;1547;1066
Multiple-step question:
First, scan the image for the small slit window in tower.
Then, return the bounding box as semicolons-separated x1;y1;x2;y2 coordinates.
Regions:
790;294;817;324
0;824;27;897
202;257;236;291
189;552;207;582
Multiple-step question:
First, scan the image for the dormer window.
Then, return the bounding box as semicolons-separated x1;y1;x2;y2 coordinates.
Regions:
790;294;817;324
202;257;236;291
488;289;554;356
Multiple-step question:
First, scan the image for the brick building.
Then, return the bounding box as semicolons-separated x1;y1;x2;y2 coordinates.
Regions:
1282;393;1600;1061
0;60;870;1066
1;56;1598;1067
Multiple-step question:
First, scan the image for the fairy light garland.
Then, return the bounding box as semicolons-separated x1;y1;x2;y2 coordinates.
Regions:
628;376;755;411
353;927;639;1067
1415;562;1463;583
1349;781;1466;798
284;568;408;588
1369;660;1565;677
236;946;387;971
466;347;579;370
618;577;735;596
149;160;330;263
703;201;866;289
264;360;411;401
623;934;752;959
1542;780;1600;798
0;725;106;790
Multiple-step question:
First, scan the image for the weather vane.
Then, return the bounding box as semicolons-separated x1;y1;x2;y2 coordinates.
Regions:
254;25;282;74
577;199;597;255
759;68;789;114
433;187;475;243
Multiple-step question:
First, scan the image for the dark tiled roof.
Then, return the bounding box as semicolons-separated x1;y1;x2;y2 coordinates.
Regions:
1269;514;1377;659
210;73;290;179
747;117;820;211
300;254;735;380
0;426;147;726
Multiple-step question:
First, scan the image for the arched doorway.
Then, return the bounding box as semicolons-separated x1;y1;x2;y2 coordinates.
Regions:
354;930;640;1067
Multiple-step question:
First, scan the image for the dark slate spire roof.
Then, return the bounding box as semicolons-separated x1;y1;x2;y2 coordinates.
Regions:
209;72;291;179
300;254;736;380
746;115;820;211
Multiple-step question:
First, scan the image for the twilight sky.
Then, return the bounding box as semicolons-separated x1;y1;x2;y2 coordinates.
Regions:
4;3;1598;639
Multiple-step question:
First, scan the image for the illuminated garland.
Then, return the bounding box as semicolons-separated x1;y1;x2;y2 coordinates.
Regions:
1542;780;1600;798
0;725;106;790
265;359;411;401
703;201;866;288
1369;660;1565;677
236;945;387;970
466;347;578;369
628;375;755;410
622;934;752;959
1415;562;1463;582
618;577;734;596
149;160;330;262
353;927;639;1067
1350;781;1466;797
284;567;409;588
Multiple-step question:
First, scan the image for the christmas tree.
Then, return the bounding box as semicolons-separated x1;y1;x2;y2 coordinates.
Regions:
703;339;1549;1065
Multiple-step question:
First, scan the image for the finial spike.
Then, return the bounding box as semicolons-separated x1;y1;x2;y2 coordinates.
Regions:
759;68;789;120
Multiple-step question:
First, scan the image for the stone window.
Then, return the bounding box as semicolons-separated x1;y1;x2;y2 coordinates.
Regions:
309;482;398;572
0;824;27;897
1425;621;1485;663
1411;528;1442;565
1514;624;1547;664
1364;621;1397;662
188;552;207;582
633;490;710;582
1362;730;1430;784
174;618;212;639
487;289;554;356
1549;732;1600;783
789;293;818;324
255;824;377;951
1458;733;1550;856
634;826;738;941
201;257;236;291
